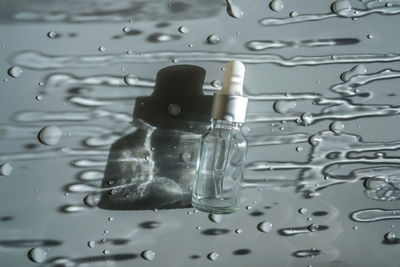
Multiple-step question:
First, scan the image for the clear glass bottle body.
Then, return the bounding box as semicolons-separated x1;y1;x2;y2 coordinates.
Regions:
192;119;247;214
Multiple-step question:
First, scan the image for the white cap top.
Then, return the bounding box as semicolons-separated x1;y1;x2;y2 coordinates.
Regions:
220;60;245;96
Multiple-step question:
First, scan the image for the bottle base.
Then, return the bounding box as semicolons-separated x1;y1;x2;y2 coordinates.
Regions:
192;200;239;214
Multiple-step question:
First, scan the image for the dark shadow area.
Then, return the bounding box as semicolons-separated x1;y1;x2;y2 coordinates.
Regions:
382;238;400;245
98;65;213;210
98;238;131;245
201;228;230;236
139;221;160;229
0;216;13;221
0;239;62;248
47;253;138;266
249;210;264;217
277;225;329;236
233;249;251;255
312;211;328;216
189;254;201;259
292;249;321;258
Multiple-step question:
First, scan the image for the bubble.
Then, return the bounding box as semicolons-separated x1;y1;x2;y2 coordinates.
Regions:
257;221;273;233
308;223;319;232
384;232;396;241
308;135;323;146
84;193;100;207
7;66;23;78
47;31;57;38
269;0;284;12
331;0;352;17
122;27;130;33
273;100;297;114
141;249;156;261
0;163;13;176
38;125;62;146
124;74;138;86
209;214;223;223
329;121;345;134
103;249;110;255
168;103;181;116
367;34;374;39
298;208;308;214
88;240;96;248
28;247;47;263
98;46;106;52
235;228;243;234
178;26;189;34
207;252;219;261
226;0;244;18
207;34;221;44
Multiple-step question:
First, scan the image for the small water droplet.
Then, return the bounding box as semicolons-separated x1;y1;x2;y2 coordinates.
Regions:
28;247;47;263
108;217;114;222
122;26;130;33
38;125;62;146
7;66;23;78
209;214;223;223
98;46;106;52
141;249;156;261
47;31;57;38
103;249;110;255
298;208;308;214
299;112;313;126
289;11;298;17
235;228;243;234
257;221;273;233
0;163;13;176
180;152;192;163
367;34;374;39
88;240;96;248
273;100;297;114
207;252;219;261
124;74;138;86
386;2;393;7
207;34;221;44
329;121;345;134
353;225;359;230
269;0;284;12
196;226;202;230
178;26;189;34
168;103;181;116
296;146;303;152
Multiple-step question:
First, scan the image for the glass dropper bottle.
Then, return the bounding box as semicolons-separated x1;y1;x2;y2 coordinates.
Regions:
192;60;248;214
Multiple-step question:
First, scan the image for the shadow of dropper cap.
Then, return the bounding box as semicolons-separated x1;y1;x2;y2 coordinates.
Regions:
133;65;213;130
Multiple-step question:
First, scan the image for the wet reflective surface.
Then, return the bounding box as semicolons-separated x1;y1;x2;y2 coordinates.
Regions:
1;0;400;266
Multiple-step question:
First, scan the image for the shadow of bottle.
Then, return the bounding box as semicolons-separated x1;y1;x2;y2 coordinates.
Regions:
98;65;213;210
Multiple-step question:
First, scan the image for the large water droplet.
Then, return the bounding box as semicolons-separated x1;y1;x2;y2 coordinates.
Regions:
141;249;156;260
257;221;273;233
207;252;219;261
87;240;96;248
273;100;297;114
0;162;13;176
207;34;221;44
308;223;319;232
340;65;367;81
329;121;345;134
331;0;352;17
124;74;138;86
209;214;223;223
38;125;62;146
28;247;47;263
269;0;284;12
226;0;244;19
7;66;23;78
309;135;323;146
384;232;396;241
167;103;181;116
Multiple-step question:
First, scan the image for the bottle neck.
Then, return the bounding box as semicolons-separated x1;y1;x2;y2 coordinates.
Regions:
210;119;242;130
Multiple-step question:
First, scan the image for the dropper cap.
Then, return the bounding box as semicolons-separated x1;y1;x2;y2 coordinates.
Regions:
211;61;248;123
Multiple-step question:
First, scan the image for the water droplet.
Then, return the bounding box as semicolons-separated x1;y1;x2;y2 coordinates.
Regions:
196;226;202;230
207;34;221;44
180;152;192;163
123;74;138;86
129;19;134;23
178;26;189;34
145;155;150;161
296;146;303;152
308;223;319;232
88;240;96;248
28;247;47;263
340;64;367;81
273;100;297;114
332;0;352;17
300;112;313;126
7;66;23;78
108;217;114;222
298;208;308;214
257;221;273;233
384;232;396;241
38;125;62;146
235;228;243;234
168;103;181;116
207;252;219;261
209;214;223;223
307;217;313;221
188;43;194;48
103;230;109;235
269;0;284;12
47;31;57;38
353;225;359;230
289;11;299;17
98;46;106;52
329;121;345;134
308;135;322;146
367;34;374;39
324;175;331;180
0;163;13;176
84;193;100;207
211;80;222;88
123;26;130;33
386;2;393;7
141;249;156;261
103;249;110;255
226;0;244;18
172;58;178;63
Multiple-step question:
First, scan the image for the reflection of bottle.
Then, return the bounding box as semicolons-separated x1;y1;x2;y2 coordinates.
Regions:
192;61;248;214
